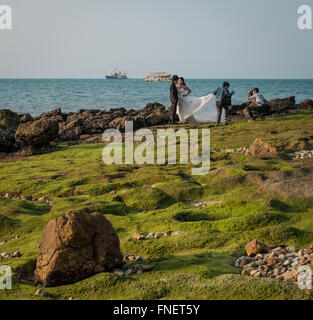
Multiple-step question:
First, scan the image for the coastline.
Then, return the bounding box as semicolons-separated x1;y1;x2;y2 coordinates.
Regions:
0;97;312;157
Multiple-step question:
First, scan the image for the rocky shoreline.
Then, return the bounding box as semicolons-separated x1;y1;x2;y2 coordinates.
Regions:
0;97;312;156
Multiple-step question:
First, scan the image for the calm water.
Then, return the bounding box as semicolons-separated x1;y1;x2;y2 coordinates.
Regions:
0;79;312;116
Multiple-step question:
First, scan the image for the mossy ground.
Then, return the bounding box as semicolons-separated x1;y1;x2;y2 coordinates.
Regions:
0;112;313;300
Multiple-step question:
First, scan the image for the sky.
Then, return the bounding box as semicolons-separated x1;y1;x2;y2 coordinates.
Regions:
0;0;313;79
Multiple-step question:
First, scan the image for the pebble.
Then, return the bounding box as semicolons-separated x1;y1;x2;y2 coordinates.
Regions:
0;235;19;246
0;251;22;259
113;269;125;276
35;289;51;297
124;268;134;276
113;263;154;277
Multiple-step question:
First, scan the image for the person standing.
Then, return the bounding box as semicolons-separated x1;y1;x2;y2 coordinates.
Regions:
213;82;235;125
169;75;179;124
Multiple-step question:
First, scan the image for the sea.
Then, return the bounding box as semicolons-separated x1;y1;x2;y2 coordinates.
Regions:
0;79;312;116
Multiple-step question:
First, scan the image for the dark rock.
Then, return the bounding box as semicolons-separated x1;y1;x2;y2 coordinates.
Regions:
20;114;34;123
15;119;59;155
299;99;313;111
35;211;123;287
0;109;20;152
267;96;296;113
59;120;84;141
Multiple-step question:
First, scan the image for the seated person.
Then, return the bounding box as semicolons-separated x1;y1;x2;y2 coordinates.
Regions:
243;88;266;120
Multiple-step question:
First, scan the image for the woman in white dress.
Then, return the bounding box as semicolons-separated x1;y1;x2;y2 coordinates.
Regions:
176;77;220;124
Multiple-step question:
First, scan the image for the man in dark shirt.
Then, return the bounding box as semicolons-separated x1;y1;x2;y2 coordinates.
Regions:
169;75;179;124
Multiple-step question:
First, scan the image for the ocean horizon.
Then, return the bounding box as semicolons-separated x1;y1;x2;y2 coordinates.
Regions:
0;78;312;116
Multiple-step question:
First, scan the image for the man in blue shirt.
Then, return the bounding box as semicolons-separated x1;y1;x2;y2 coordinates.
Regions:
213;82;235;124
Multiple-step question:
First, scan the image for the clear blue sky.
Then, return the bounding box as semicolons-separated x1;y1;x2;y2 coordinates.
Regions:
1;0;312;78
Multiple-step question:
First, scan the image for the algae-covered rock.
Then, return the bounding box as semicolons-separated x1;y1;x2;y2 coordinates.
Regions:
35;211;123;287
0;109;20;152
15;119;59;155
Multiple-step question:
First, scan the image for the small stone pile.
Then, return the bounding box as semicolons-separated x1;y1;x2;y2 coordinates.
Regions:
236;239;313;283
0;251;22;260
291;150;313;160
0;235;19;246
187;200;222;208
215;147;248;154
113;263;154;277
132;231;183;240
2;191;52;205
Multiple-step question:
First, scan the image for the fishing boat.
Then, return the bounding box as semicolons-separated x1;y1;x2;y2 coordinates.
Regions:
106;69;128;79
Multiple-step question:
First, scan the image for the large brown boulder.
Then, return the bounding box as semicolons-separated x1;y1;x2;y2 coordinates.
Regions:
35;211;123;287
246;138;278;157
245;239;268;257
0;109;20;152
15;119;59;155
